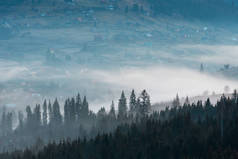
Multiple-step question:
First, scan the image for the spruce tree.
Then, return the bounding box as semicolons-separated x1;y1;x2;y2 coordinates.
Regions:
6;112;13;133
138;90;151;117
18;111;24;130
118;91;127;121
42;100;48;126
34;104;41;127
109;101;117;130
64;99;70;125
97;107;108;132
1;108;6;135
26;106;33;130
1;110;14;134
129;89;137;115
109;101;116;120
69;98;76;123
75;93;82;121
81;96;89;121
172;94;180;108
48;100;52;125
184;96;190;106
52;98;62;126
205;98;211;108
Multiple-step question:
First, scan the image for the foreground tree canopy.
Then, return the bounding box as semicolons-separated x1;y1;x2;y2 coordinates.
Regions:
1;90;238;158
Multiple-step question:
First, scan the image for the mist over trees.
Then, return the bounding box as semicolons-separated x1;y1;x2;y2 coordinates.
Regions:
1;90;238;159
0;89;151;152
0;0;238;157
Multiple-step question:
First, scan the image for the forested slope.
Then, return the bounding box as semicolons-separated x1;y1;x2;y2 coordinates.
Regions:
1;91;238;159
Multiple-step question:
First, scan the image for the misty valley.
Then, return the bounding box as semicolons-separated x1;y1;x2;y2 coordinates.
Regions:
1;0;238;158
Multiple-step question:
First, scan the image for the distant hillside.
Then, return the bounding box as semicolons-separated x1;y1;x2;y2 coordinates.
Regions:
1;0;237;21
218;65;238;79
147;0;237;20
152;93;233;111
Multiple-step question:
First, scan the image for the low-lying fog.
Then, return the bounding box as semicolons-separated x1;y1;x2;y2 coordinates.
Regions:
0;54;237;112
1;13;238;112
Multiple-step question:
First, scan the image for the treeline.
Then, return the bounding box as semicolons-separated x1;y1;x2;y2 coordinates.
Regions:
2;90;238;159
0;90;151;152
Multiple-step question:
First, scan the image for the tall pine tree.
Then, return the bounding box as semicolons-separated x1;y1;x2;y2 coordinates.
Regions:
42;100;48;126
138;90;151;117
75;93;82;121
118;91;127;121
81;96;89;122
48;100;53;125
129;89;137;116
64;98;70;125
34;104;41;128
109;101;116;120
52;98;62;126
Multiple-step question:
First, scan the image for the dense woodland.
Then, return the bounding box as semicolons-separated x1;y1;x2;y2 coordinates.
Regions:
1;90;238;158
0;90;151;152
